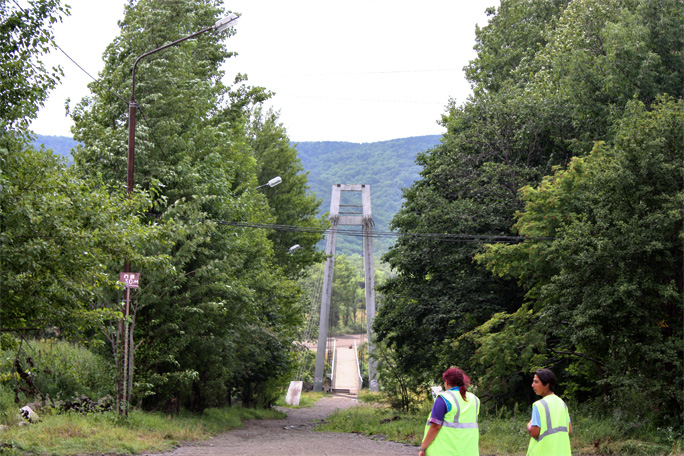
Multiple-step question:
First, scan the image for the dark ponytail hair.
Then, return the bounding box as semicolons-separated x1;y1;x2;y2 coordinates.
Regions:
443;367;470;401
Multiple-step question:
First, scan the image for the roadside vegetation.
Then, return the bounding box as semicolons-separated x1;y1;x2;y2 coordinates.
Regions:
317;392;683;456
0;406;283;455
0;339;284;454
1;0;681;454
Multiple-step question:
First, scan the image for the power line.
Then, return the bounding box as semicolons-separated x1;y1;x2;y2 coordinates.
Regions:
255;68;463;78
165;217;554;243
10;0;128;106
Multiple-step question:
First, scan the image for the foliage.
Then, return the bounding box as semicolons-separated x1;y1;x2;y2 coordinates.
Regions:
475;98;684;424
372;341;426;412
298;254;371;337
316;403;425;445
375;0;683;429
1;338;115;403
69;0;321;412
0;384;15;426
0;134;168;338
0;0;68;131
249;107;327;276
319;399;683;455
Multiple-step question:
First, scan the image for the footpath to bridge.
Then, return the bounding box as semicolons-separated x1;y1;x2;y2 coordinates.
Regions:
142;394;417;456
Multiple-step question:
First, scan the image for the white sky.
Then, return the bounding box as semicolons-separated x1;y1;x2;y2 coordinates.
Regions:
30;0;498;143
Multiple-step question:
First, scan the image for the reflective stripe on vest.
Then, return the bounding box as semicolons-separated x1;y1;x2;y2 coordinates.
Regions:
425;390;480;429
537;398;568;441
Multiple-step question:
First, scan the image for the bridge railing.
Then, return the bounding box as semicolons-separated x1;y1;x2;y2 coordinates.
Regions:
354;339;363;390
330;338;337;387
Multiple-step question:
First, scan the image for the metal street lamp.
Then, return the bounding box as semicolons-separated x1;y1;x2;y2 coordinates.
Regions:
119;12;238;417
127;12;238;195
255;176;282;189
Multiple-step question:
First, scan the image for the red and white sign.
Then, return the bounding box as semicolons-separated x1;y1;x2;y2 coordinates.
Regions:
119;272;140;288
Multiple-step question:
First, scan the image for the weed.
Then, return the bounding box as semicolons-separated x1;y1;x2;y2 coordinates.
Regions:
0;406;284;455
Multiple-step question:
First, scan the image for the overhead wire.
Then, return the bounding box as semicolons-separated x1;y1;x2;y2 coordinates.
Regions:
205;219;554;243
9;0;129;107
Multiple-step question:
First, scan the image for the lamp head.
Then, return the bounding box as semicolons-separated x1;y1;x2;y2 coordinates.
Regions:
214;13;238;32
267;176;283;188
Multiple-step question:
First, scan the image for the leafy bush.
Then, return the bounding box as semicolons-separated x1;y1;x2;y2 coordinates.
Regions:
0;338;115;404
0;383;18;426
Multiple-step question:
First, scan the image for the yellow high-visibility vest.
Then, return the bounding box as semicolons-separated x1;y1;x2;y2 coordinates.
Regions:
526;394;571;456
424;389;479;456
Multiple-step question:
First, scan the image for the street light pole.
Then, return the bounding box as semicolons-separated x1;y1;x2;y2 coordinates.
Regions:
119;13;238;417
127;13;238;196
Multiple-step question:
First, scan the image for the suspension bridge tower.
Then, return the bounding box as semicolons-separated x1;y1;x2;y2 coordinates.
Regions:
313;184;378;392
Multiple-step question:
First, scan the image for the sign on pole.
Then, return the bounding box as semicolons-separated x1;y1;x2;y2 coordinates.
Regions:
119;272;140;288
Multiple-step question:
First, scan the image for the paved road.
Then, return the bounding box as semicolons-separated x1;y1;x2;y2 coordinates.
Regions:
143;394;417;456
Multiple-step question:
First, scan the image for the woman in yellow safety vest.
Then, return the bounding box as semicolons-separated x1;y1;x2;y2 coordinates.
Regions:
419;367;479;456
526;368;572;456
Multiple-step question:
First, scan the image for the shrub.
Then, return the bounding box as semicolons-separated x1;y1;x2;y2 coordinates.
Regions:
0;338;115;405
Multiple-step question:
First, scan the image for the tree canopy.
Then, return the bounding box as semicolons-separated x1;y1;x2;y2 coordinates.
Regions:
375;0;683;425
1;0;325;411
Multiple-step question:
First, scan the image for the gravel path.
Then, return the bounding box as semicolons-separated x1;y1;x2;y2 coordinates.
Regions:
142;394;418;456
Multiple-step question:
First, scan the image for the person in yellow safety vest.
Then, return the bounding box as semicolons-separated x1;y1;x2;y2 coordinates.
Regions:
526;368;572;456
419;367;480;456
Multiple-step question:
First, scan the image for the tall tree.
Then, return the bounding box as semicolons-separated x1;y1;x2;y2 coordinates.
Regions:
475;98;683;424
0;138;167;337
71;0;312;410
374;0;571;382
248;107;326;277
375;0;684;414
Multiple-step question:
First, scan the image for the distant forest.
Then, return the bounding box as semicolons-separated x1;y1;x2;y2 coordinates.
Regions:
32;134;441;255
32;134;78;163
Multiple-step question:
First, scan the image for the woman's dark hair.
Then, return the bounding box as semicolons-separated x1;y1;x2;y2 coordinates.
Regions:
443;367;470;401
534;368;557;392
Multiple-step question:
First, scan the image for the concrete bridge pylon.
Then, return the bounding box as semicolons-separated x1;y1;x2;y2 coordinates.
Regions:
313;184;378;392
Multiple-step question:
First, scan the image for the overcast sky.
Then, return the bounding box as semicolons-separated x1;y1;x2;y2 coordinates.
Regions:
30;0;498;143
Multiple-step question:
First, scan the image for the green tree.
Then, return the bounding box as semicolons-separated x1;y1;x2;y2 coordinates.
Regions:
0;0;67;131
375;0;684;416
71;0;310;410
475;98;683;424
248;107;326;276
0;135;168;338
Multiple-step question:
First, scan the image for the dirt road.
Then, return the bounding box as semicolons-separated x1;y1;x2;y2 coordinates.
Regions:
143;394;417;456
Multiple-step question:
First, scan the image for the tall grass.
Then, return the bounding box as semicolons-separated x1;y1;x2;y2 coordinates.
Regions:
317;394;683;456
0;406;285;455
0;337;114;405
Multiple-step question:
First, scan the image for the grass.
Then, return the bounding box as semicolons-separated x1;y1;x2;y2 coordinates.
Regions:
0;406;285;455
2;391;680;455
316;394;683;456
316;403;424;445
